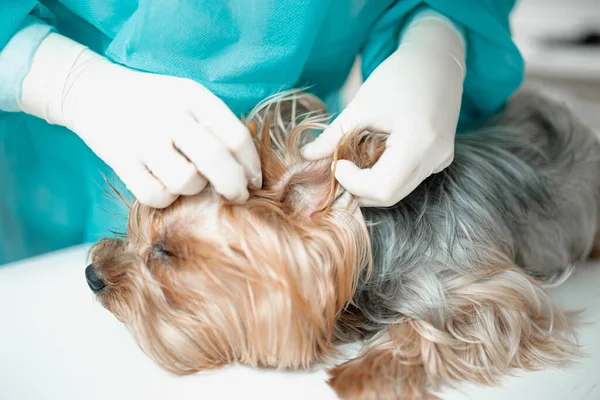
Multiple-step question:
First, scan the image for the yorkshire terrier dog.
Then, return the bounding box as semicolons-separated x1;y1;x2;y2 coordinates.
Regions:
87;89;600;399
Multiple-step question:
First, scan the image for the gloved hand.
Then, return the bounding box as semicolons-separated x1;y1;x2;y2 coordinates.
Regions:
19;33;261;208
303;10;466;207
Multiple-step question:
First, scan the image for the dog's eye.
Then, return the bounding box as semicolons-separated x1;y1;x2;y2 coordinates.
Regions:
152;244;176;258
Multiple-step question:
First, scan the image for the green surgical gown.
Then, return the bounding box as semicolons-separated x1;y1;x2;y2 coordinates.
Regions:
0;0;524;264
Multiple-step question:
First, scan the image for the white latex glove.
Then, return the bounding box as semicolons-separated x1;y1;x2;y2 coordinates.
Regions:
19;33;261;208
303;10;466;207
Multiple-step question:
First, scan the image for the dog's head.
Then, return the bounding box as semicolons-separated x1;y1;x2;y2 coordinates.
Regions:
87;92;384;373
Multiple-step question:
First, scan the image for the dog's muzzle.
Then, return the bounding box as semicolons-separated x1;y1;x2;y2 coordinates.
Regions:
85;264;106;293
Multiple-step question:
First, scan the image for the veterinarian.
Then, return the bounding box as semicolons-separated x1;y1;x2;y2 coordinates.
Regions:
0;1;523;264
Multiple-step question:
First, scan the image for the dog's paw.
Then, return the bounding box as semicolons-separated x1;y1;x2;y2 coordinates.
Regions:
327;348;434;400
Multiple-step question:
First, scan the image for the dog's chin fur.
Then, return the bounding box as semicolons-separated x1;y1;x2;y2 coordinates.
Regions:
89;89;600;399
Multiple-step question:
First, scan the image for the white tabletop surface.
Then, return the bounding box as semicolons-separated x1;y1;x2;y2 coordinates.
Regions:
1;245;599;400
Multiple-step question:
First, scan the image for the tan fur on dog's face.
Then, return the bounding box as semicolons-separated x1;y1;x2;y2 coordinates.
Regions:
91;190;365;373
89;97;376;373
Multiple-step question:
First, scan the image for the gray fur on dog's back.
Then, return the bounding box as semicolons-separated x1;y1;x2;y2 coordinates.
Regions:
353;90;600;330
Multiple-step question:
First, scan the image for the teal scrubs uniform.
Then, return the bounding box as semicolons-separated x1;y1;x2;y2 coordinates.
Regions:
0;0;524;264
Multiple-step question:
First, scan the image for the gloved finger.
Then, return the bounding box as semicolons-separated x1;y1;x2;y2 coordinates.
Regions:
117;162;178;208
215;124;262;189
334;149;424;207
144;145;208;196
188;93;262;189
366;145;450;206
302;104;362;160
333;160;376;198
173;123;249;202
432;152;454;174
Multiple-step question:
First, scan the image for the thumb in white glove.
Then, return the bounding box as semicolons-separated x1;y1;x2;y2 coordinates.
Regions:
19;33;262;208
303;10;466;207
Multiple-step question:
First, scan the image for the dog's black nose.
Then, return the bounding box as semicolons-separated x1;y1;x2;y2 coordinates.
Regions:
85;264;105;293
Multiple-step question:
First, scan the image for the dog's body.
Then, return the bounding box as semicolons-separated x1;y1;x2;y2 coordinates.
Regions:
330;91;600;398
88;90;600;399
353;91;600;332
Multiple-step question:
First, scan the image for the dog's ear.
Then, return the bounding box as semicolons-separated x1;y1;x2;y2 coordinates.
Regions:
328;266;579;400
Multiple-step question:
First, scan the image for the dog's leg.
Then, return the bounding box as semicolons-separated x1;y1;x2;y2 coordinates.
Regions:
328;266;578;400
328;321;436;400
